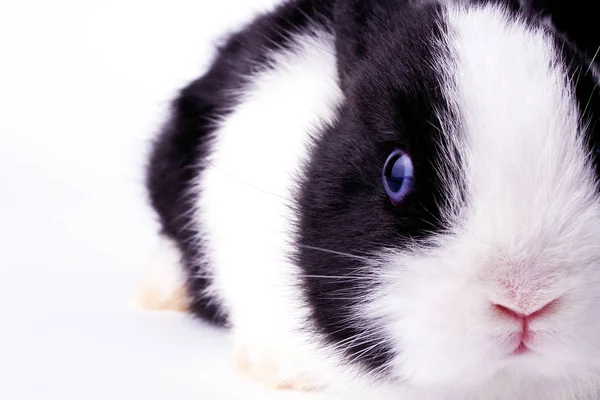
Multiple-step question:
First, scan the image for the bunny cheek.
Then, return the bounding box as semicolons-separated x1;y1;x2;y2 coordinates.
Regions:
365;5;600;396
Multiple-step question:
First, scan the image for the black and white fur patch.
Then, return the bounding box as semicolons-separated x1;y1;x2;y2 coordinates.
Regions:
146;0;600;398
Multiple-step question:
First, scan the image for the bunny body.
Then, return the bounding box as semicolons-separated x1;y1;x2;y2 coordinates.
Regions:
145;1;600;398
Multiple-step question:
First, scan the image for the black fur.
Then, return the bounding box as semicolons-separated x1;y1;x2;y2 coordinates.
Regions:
297;0;600;375
532;0;600;60
297;0;455;375
146;0;334;324
146;0;599;376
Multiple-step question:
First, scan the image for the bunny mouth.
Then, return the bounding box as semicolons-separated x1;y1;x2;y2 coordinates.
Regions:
510;341;531;356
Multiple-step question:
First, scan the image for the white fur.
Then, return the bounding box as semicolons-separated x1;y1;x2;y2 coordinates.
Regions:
196;30;344;381
137;236;188;310
152;3;600;399
364;5;600;399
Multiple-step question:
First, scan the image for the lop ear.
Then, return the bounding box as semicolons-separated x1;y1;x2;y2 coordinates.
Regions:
333;0;400;83
333;0;453;82
331;0;527;87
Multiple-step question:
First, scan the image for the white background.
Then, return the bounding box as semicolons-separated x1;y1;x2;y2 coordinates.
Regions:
0;1;333;398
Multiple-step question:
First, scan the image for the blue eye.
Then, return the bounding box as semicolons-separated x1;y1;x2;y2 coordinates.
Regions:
382;149;414;205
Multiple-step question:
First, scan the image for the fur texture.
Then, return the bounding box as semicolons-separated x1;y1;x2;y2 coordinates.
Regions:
146;0;600;398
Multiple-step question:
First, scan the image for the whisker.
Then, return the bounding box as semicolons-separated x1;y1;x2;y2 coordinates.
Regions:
298;274;366;280
587;45;600;73
334;329;385;348
199;156;287;200
346;338;391;364
581;81;598;121
298;244;371;262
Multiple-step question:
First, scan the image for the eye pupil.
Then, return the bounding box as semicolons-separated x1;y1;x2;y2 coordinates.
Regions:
382;149;414;205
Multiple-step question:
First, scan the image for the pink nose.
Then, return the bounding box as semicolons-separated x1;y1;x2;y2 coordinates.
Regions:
493;299;559;321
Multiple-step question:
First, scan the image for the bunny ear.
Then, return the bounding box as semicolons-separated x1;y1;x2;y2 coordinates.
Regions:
332;0;395;83
332;0;441;86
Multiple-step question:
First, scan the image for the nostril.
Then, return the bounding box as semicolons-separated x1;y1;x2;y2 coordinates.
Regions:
493;298;560;321
530;298;560;319
493;303;525;320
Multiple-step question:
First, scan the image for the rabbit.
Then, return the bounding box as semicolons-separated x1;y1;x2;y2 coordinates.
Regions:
141;0;600;398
